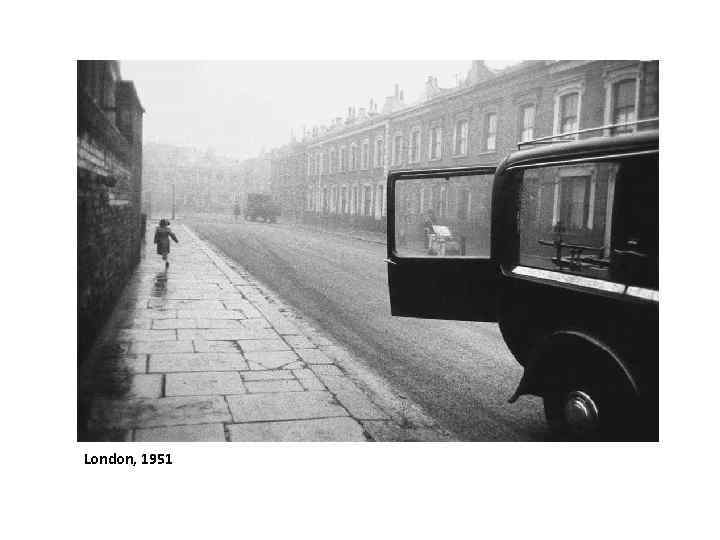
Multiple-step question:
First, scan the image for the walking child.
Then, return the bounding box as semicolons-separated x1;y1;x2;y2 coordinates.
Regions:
153;219;179;270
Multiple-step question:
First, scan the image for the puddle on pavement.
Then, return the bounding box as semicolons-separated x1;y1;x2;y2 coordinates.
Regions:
151;272;168;297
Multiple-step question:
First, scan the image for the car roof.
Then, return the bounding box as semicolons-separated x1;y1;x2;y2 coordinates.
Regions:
499;129;658;171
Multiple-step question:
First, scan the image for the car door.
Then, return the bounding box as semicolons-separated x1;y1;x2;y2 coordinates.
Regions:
386;167;500;321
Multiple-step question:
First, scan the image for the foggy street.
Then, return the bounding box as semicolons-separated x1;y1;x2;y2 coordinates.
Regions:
188;217;547;441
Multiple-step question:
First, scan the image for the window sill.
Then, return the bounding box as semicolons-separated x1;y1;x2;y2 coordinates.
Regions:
477;150;497;156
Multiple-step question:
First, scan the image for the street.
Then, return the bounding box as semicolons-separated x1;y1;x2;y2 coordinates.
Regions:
189;217;547;441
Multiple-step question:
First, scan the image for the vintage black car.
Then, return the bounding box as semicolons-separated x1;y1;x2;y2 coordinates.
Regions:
386;125;658;441
245;193;281;223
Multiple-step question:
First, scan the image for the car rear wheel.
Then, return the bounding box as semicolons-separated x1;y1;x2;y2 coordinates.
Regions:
543;369;636;441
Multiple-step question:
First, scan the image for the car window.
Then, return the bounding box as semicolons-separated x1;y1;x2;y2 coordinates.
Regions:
394;174;493;258
515;154;658;289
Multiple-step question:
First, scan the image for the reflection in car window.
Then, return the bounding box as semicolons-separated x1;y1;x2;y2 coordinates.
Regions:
517;162;619;280
394;175;493;258
518;162;619;279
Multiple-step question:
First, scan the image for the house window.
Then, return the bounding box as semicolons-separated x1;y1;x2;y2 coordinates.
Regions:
612;79;637;134
454;120;468;155
519;104;535;142
429;126;442;160
350;144;358;170
392;134;403;166
363;185;373;216
361;140;369;169
559;92;580;134
457;187;471;220
317;153;323;175
340;147;347;171
374;137;384;168
341;186;348;213
375;184;384;218
484;113;497;151
557;176;592;230
329;148;336;173
409;128;421;163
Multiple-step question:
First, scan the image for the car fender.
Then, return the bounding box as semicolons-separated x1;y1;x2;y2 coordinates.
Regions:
508;330;638;403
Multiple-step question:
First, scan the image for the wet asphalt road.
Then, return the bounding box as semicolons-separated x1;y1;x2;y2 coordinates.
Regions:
188;217;547;441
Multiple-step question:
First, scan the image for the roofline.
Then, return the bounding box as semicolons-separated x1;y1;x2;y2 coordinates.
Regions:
303;60;601;149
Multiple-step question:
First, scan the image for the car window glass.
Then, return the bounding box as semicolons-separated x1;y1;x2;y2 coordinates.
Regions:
394;174;493;258
516;156;658;289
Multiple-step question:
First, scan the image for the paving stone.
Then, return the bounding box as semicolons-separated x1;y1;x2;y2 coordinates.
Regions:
149;352;248;372
241;370;296;381
318;345;354;363
165;372;245;396
236;319;273;329
178;328;278;341
309;335;334;346
149;299;226;310
296;349;334;364
152;318;203;330
311;364;344;377
89;395;231;429
223;299;261;318
226;391;348;422
134;423;226;442
177;309;246;320
192;340;241;353
284;335;316;349
141;310;178;319
116;329;177;342
130;340;194;355
273;323;302;335
128;374;163;398
280;361;306;370
244;379;305;393
315;374;389;420
195;319;246;329
227;417;367;442
244;350;300;370
292;369;326;391
236;285;261;297
238;339;290;352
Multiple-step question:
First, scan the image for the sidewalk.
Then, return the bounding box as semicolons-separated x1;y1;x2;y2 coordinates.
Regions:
79;223;452;442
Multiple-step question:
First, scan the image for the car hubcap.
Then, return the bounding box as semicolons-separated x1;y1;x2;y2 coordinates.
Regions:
564;391;600;434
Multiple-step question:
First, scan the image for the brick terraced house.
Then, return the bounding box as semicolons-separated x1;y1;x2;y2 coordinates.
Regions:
268;60;659;233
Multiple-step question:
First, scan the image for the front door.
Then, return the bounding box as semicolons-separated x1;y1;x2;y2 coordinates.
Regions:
386;167;500;321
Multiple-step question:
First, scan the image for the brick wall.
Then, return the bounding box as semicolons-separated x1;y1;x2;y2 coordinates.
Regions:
77;62;144;362
77;164;143;360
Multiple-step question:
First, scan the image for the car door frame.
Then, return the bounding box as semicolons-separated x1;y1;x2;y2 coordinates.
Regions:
386;166;501;322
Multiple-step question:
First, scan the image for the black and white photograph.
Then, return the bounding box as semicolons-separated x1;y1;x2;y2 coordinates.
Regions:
76;59;658;442
9;2;719;537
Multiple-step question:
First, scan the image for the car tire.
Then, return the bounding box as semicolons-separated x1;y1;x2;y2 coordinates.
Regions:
542;366;637;441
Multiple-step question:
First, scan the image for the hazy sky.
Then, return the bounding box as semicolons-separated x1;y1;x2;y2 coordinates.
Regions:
122;61;517;160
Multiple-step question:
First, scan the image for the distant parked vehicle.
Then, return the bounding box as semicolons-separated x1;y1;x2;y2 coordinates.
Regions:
245;193;281;223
